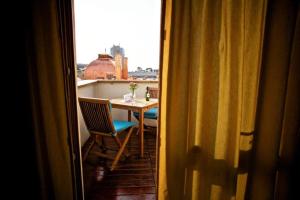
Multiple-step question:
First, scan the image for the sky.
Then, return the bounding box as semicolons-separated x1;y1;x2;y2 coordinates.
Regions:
74;0;161;72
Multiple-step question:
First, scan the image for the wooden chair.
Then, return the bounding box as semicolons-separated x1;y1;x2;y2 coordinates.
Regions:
79;97;136;171
148;87;159;98
133;87;159;130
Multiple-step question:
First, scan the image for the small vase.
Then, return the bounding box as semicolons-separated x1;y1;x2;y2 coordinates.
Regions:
131;90;136;99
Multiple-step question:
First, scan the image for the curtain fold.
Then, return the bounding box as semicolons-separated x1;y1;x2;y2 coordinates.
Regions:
159;0;267;199
275;8;300;199
158;0;172;199
27;0;74;199
246;1;300;199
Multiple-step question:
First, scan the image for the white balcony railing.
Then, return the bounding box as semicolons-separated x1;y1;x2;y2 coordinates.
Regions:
77;80;159;146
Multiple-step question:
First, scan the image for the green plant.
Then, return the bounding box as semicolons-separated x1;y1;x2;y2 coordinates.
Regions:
129;82;138;92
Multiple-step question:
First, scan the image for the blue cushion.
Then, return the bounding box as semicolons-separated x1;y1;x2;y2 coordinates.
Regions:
113;120;137;133
133;107;158;119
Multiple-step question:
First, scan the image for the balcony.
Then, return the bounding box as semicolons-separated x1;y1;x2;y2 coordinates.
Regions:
77;79;158;146
77;80;158;199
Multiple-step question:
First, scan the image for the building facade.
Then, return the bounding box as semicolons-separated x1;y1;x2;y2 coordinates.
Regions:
83;45;129;80
84;54;117;79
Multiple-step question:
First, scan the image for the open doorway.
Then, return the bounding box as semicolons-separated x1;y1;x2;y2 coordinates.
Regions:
73;0;162;199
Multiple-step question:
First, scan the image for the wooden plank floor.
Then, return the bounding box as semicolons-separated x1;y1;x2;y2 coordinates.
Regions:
83;128;157;200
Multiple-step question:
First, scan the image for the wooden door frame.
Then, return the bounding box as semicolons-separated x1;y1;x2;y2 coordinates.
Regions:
57;0;84;199
157;0;167;198
59;0;167;199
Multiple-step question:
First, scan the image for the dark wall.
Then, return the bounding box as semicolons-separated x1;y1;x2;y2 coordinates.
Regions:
2;0;40;199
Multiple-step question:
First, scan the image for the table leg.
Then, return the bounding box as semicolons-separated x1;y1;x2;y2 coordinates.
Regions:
128;110;131;121
140;110;144;158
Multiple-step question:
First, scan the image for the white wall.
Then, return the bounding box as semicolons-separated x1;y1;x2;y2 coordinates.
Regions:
77;80;158;146
77;83;97;146
95;81;158;123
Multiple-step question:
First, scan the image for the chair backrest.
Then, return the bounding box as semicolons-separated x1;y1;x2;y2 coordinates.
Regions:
147;87;159;98
78;97;115;134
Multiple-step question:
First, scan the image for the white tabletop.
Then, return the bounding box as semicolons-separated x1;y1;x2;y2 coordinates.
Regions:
110;98;158;108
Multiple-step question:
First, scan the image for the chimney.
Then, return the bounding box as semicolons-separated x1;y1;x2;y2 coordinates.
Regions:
122;57;128;79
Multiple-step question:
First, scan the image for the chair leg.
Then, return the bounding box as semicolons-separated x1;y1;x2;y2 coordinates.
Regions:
93;134;100;145
100;135;108;151
90;151;115;160
110;127;134;171
134;115;152;134
134;116;140;135
114;136;130;157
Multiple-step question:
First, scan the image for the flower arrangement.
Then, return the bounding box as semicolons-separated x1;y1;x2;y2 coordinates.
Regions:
129;82;138;97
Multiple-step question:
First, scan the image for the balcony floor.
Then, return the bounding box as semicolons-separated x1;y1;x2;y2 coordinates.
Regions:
83;128;157;200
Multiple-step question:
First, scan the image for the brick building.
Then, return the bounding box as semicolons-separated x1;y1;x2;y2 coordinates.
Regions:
84;54;117;79
111;45;128;79
84;45;129;80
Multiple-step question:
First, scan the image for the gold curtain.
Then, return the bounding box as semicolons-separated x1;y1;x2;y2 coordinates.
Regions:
246;1;300;199
27;0;75;199
159;0;267;199
275;8;300;199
